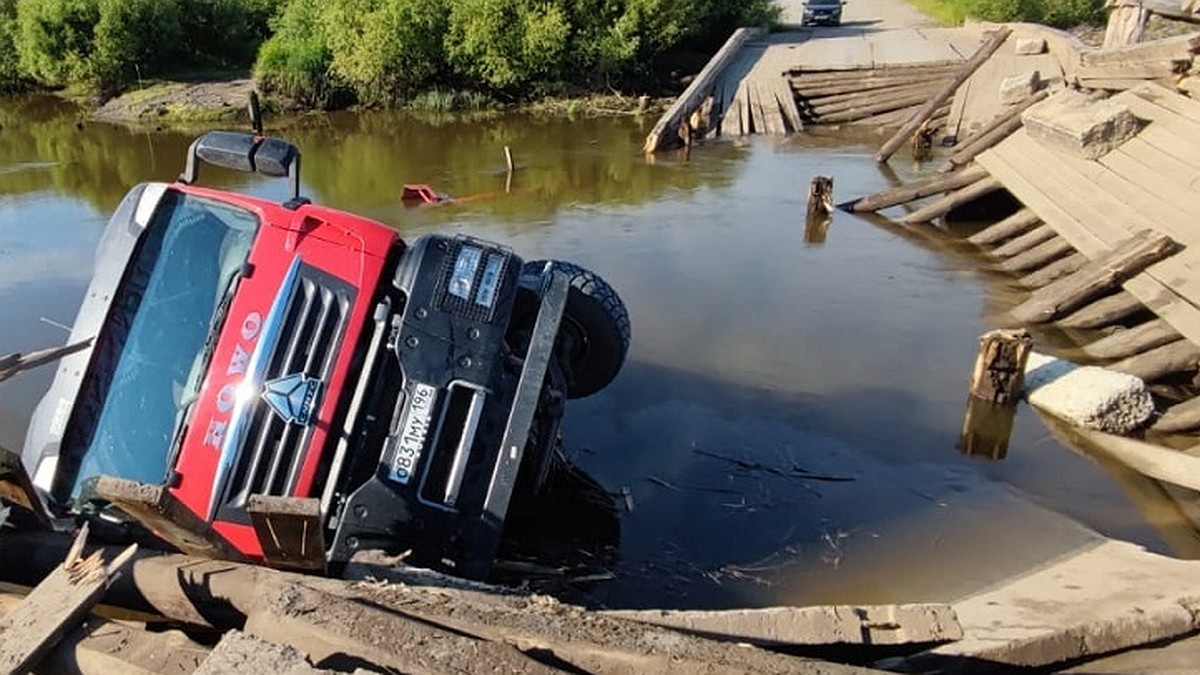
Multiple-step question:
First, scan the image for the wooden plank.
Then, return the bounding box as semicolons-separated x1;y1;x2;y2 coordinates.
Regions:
96;476;248;562
773;77;804;133
604;604;963;648
877;27;1014;163
1081;318;1182;360
1009;231;1179;324
0;526;137;674
1083;32;1200;66
246;495;326;572
644;27;766;152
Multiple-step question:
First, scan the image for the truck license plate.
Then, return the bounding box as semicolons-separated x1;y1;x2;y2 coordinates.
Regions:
388;383;437;484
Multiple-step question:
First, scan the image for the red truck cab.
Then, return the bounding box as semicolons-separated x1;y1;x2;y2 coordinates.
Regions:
22;132;630;579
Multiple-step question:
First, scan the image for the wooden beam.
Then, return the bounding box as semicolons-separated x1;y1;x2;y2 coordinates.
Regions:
996;236;1075;274
246;495;326;573
1152;396;1200;433
1009;231;1178;324
991;224;1058;259
1111;338;1200;381
644;27;764;152
940;90;1050;173
1019;252;1088;288
875;27;1013;163
95;476;247;562
1089;30;1200;65
969;208;1042;246
902;175;1005;224
1082;318;1182;360
1058;291;1147;329
0;525;137;674
844;164;989;213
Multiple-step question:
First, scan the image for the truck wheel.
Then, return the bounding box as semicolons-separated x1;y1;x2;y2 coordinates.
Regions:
523;260;630;398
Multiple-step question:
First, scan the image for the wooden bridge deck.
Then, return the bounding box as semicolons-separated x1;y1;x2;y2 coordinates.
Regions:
976;83;1200;346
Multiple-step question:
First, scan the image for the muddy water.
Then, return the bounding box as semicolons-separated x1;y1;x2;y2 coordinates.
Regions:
0;97;1181;610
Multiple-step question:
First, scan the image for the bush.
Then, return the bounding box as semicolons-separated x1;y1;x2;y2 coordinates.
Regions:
92;0;182;92
176;0;282;68
15;0;100;86
445;0;570;90
254;0;342;107
322;0;448;105
0;0;24;92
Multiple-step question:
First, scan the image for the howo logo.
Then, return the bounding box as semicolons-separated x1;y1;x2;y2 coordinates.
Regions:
262;373;323;426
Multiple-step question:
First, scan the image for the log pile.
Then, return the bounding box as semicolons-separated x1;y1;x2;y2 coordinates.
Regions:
1080;31;1200;92
787;63;960;128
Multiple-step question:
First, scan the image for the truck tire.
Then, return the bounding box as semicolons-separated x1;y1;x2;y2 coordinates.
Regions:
523;260;630;399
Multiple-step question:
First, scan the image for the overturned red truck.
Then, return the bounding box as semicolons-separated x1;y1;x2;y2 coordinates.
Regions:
21;131;630;580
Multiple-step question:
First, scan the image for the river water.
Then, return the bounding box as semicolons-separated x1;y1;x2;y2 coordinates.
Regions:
0;96;1184;610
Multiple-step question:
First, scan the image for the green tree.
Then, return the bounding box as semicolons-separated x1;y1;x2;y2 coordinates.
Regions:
15;0;100;86
92;0;183;92
0;0;24;92
445;0;571;90
254;0;341;106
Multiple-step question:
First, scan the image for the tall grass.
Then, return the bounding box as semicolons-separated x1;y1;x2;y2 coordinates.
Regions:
907;0;1104;26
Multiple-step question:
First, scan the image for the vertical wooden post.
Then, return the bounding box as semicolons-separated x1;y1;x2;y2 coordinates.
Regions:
1103;0;1148;48
958;329;1033;459
807;175;834;219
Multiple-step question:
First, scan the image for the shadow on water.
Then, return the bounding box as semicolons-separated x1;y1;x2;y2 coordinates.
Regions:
0;94;1184;610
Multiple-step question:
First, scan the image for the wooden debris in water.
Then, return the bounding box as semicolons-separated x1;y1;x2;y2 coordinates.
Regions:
990;223;1057;258
996;235;1074;274
876;27;1014;164
1111;338;1200;382
902;175;1004;224
968;207;1041;246
1009;231;1178;324
940;89;1050;173
807;175;834;219
844;164;988;213
960;329;1033;459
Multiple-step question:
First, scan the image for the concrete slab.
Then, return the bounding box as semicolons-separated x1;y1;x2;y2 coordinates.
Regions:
999;70;1040;105
1023;352;1153;434
1023;90;1146;159
918;540;1200;668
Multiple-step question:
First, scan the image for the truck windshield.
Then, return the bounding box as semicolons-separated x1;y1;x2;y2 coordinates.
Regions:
59;189;258;504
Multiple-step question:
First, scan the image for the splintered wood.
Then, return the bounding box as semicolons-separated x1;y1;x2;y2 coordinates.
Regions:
0;525;136;674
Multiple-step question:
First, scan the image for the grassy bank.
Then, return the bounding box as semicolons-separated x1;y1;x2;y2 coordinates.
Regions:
908;0;1105;27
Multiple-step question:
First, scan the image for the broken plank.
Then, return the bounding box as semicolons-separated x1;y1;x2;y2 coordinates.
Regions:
247;495;326;573
602;604;963;648
1111;338;1200;381
46;617;211;675
773;77;804;133
1082;319;1182;361
1082;33;1200;67
968;207;1041;246
1058;291;1148;329
1009;231;1178;324
0;527;137;674
95;475;247;562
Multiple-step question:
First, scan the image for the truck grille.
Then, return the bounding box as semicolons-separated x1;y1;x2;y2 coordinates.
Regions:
222;264;353;516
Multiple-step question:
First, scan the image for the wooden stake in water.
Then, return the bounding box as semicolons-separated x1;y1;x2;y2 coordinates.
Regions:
959;328;1033;459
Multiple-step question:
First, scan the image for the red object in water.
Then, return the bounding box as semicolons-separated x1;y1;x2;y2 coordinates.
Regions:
401;184;447;204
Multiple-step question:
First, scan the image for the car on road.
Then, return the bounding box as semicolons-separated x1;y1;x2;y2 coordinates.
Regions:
802;0;845;26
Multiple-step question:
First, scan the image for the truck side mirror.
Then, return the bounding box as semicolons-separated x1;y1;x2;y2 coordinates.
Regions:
178;131;305;208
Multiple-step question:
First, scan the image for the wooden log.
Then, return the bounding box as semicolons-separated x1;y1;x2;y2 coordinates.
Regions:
802;81;941;109
1103;2;1149;48
817;90;939;123
0;526;137;674
1009;231;1178;324
902;175;1004;224
95;475;247;562
807;175;834;219
1082;318;1182;360
794;75;950;99
1058;291;1147;329
848;103;948;128
644;27;765;152
991;224;1057;258
1151;396;1200;433
1111;338;1200;381
1019;252;1088;288
939;89;1051;172
603;604;963;648
1069;427;1200;492
996;236;1075;274
875;27;1013;163
787;65;961;88
968;207;1041;246
844;164;989;212
967;328;1034;405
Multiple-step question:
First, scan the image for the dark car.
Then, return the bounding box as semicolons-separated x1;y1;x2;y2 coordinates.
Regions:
802;0;844;26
